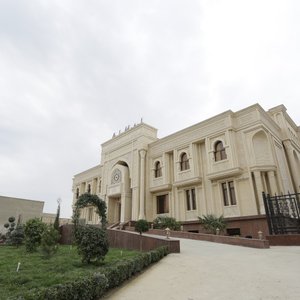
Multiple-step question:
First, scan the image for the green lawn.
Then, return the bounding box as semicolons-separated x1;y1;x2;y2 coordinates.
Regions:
0;245;140;299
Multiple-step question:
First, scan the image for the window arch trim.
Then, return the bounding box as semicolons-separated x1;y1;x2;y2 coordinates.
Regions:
180;152;190;171
214;140;227;161
154;160;162;178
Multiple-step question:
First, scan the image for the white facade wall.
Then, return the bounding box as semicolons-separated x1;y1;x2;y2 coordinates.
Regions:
72;104;300;225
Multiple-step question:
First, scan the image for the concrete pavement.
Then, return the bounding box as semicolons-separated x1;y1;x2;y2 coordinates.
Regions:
104;238;300;300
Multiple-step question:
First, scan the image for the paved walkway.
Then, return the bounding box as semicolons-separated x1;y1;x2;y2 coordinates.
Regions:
104;238;300;300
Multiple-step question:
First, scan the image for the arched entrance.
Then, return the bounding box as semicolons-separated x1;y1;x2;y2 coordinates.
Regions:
107;161;132;224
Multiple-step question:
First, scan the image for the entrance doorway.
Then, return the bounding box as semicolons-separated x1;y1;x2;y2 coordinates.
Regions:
108;197;121;224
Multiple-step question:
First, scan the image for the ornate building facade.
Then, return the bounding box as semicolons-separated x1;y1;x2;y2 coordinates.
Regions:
72;104;300;237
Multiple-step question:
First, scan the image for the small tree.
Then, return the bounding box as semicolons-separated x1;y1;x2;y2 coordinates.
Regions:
4;216;16;242
198;214;227;235
40;225;60;258
135;219;149;235
24;218;47;252
53;198;61;231
76;225;109;264
10;224;25;247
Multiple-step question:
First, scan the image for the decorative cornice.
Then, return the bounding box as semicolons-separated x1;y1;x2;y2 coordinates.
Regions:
207;167;243;181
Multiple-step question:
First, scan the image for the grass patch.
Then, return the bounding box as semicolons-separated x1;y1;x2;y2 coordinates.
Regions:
0;245;140;299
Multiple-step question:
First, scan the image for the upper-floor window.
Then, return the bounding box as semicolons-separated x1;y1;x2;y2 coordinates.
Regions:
186;188;196;211
214;141;227;161
87;184;91;194
221;181;236;206
76;188;79;199
154;161;162;178
99;180;102;193
180;152;190;171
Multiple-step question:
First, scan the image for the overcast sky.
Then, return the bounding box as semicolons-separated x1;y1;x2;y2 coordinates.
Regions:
1;0;300;218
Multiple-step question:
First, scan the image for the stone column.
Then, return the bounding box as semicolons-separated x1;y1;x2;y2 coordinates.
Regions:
268;171;278;195
253;171;265;214
138;149;147;219
283;141;299;193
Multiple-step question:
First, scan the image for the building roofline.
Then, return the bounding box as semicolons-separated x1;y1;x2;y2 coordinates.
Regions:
101;122;158;147
0;195;44;204
73;164;102;178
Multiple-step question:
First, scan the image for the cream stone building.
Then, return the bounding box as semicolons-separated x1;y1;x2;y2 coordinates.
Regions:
0;195;44;233
42;213;71;225
72;104;300;237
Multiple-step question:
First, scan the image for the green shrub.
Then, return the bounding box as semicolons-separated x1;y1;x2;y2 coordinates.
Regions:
40;225;60;258
153;216;181;231
24;218;47;252
10;224;25;247
103;246;168;290
134;219;149;235
76;225;109;264
4;216;17;244
198;214;227;234
15;273;108;300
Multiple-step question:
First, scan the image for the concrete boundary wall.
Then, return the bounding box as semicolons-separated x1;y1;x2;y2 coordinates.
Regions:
148;229;269;249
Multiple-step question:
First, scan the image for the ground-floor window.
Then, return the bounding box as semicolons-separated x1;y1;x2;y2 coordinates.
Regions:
88;207;93;222
185;188;196;210
157;194;169;214
221;181;237;206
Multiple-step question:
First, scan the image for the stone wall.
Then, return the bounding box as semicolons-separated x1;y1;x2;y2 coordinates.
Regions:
148;229;270;249
59;224;180;253
266;234;300;246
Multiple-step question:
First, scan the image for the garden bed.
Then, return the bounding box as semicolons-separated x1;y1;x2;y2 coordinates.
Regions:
0;244;168;299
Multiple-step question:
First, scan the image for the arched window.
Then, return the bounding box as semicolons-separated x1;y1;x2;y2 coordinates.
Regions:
180;152;190;171
87;184;91;194
154;161;162;178
214;141;227;161
76;188;79;199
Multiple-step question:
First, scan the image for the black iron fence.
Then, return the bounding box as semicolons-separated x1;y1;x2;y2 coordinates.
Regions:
262;192;300;234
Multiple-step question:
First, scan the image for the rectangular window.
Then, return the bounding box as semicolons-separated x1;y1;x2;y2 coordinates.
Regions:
186;188;196;211
222;181;236;206
228;181;236;205
88;207;93;222
157;194;169;214
186;190;191;210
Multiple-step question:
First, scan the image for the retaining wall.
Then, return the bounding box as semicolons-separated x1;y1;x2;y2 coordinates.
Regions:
148;229;269;249
266;234;300;246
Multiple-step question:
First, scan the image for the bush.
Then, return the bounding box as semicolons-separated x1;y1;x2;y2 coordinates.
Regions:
198;214;227;234
103;246;168;290
15;272;108;300
134;219;149;235
4;216;17;244
153;216;181;231
75;225;109;264
10;224;25;247
40;226;60;258
24;218;47;252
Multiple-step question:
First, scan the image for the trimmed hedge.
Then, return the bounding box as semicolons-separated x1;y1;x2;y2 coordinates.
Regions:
13;246;169;300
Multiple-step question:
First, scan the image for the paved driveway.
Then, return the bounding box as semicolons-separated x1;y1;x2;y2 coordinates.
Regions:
104;238;300;300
